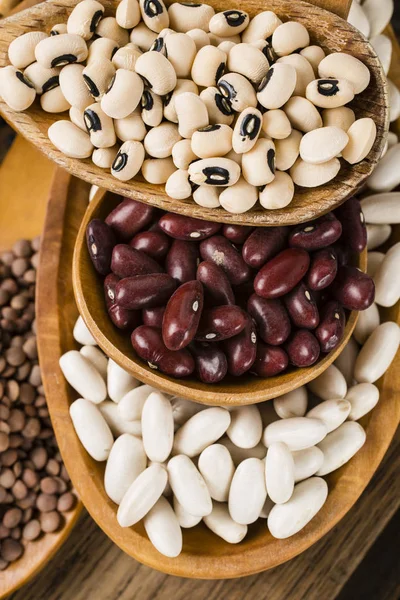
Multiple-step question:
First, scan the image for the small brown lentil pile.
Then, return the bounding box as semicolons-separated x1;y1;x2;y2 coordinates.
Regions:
0;238;76;570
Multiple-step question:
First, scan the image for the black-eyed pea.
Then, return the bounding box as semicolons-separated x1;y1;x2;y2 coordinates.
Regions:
342;118;377;164
48;120;93;158
111;140;145;181
209;10;249;36
164;79;199;123
275;129;302;171
165;169;192;200
175;92;209;138
227;43;269;86
130;22;158;50
92;145;119;169
322;107;355;131
272;22;310;57
188;157;241;187
199;87;234;126
277;54;314;97
23;63;60;95
259;171;295;209
168;3;215;33
40;85;70;113
135;51;177;95
69;106;87;131
241;11;282;44
283;96;322;133
139;0;169;33
165;33;197;78
87;37;119;65
219;177;258;214
0;66;36;111
262;109;291;140
141;89;163;127
232;107;262;153
101;69;144;119
191;46;227;88
218;41;236;54
82;58;116;100
191;124;233;159
35;34;88;68
218;72;257;112
242;138;276;187
318;52;370;94
96;17;130;46
50;24;68;36
300;126;349;164
186;28;210;51
84;103;117;148
112;44;142;71
306;78;355;109
116;0;141;29
193;185;221;208
59;64;92;109
208;33;241;46
172;139;197;169
8;32;48;69
300;46;326;75
67;0;105;40
144;122;182;158
290;157;341;187
149;33;169;57
257;64;297;110
141;156;176;183
114;108;147;141
225;148;242;166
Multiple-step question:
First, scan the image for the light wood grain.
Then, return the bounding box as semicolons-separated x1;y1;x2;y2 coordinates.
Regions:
0;0;389;227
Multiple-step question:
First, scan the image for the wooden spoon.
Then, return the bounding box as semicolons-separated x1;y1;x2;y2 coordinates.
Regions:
72;187;365;406
0;0;389;226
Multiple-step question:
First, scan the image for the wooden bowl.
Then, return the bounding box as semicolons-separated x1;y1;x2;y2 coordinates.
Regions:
37;169;400;579
0;0;389;227
72;188;365;406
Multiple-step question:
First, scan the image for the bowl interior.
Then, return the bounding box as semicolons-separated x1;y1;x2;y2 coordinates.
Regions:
0;0;389;226
72;189;364;406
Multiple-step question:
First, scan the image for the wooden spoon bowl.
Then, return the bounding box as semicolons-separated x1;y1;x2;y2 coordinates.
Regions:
72;188;366;406
0;0;389;227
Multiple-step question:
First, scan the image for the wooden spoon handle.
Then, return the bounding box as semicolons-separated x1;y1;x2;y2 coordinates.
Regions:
307;0;352;19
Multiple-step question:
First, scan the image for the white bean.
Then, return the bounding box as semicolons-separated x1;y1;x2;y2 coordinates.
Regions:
374;242;400;307
370;34;392;75
226;405;263;449
354;322;400;383
118;384;156;421
69;398;113;461
219;437;267;465
367;144;400;192
99;401;142;437
204;501;248;543
117;464;167;527
273;386;308;419
228;458;267;524
347;1;370;38
307;399;351;433
362;193;400;224
366;224;392;249
104;434;146;504
173;407;231;457
168;454;212;517
59;350;107;404
173;496;201;528
170;396;204;427
265;442;294;504
354;302;381;345
346;383;380;421
363;0;394;39
142;391;174;462
292;446;324;482
334;336;359;386
307;365;347;401
317;422;366;475
198;443;235;502
144;496;182;558
107;358;139;403
73;315;96;346
263;417;327;451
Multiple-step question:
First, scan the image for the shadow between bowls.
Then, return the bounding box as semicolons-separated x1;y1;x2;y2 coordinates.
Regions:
0;0;389;227
72;188;366;406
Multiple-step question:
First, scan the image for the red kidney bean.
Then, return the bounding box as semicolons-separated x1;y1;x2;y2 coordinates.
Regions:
111;244;163;279
315;301;345;353
104;274;140;330
222;224;254;244
104;273;120;308
251;342;289;377
223;317;257;376
307;247;338;291
254;248;310;299
129;231;170;261
289;213;342;250
196;261;235;306
335;197;367;253
331;266;375;311
159;213;221;241
196;305;247;342
199;236;252;286
332;243;350;267
166;240;199;284
86;219;116;276
131;326;194;378
190;342;228;383
162;281;204;351
105;199;157;241
247;293;291;345
284;283;320;329
286;330;320;367
142;306;165;328
116;274;176;310
242;227;288;268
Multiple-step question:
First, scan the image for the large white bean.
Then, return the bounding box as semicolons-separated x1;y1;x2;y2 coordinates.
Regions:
334;337;359;386
170;396;205;427
374;243;400;307
117;464;167;526
317;422;366;475
107;358;139;403
367;224;392;250
69;398;113;461
219;437;267;464
363;0;394;39
307;399;351;433
307;365;347;401
118;384;156;421
268;477;328;539
367;144;400;193
198;444;235;502
263;417;327;451
104;434;146;504
141;391;174;462
361;193;400;224
346;383;380;421
73;315;96;346
354;302;380;345
59;350;107;404
80;345;108;380
173;496;201;528
168;454;212;517
265;442;294;504
173;407;231;457
204;502;248;544
144;496;182;558
292;447;324;482
226;405;263;449
354;322;400;383
99;401;141;437
273;386;308;419
228;458;267;525
367;252;385;277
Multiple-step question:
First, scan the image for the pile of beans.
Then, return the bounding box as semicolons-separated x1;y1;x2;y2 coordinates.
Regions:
59;310;399;558
0;239;76;571
86;197;374;382
0;0;378;213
